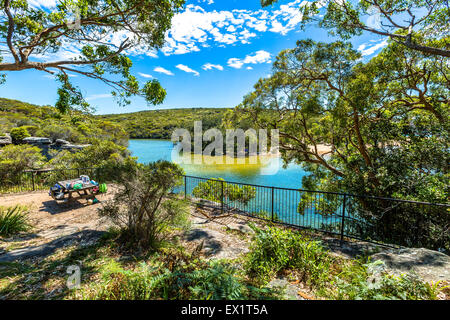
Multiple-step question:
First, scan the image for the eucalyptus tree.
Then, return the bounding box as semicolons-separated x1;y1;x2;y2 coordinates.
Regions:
262;0;450;58
0;0;185;112
231;39;448;202
230;39;448;249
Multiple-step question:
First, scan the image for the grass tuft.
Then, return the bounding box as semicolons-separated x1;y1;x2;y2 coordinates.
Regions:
0;205;32;237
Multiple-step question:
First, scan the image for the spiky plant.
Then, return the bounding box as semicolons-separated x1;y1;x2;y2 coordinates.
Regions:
0;205;31;237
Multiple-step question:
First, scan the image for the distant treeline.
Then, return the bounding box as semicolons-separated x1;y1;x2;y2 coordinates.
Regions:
0;97;231;141
97;108;230;139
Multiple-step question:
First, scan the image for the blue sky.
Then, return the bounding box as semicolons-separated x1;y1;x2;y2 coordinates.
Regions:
0;0;388;115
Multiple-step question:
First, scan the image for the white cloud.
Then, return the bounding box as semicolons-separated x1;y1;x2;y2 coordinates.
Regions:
246;66;253;70
138;72;153;78
267;0;307;35
18;0;312;62
28;0;58;9
154;67;174;76
202;63;224;71
227;50;272;69
162;1;310;56
176;64;200;76
43;72;77;79
86;93;112;101
358;39;388;56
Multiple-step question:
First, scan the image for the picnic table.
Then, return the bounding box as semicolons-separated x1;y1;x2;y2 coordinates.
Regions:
50;178;99;202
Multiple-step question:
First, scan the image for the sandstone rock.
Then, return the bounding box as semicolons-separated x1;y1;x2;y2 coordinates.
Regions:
0;135;11;146
267;278;305;300
59;143;91;150
54;139;70;145
22;137;52;144
370;247;450;282
18;136;91;158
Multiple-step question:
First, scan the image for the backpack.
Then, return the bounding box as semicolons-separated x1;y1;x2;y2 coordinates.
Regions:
99;183;107;193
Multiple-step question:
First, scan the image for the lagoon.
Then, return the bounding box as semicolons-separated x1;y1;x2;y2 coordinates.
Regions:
128;139;308;189
128;139;341;231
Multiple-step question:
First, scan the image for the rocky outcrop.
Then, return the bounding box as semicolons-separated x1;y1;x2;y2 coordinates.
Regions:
17;136;91;159
0;135;11;146
22;137;52;145
370;247;450;282
21;136;52;158
53;138;91;151
54;139;71;146
59;143;91;151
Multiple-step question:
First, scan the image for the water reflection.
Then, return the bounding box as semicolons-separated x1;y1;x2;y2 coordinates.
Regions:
128;139;307;189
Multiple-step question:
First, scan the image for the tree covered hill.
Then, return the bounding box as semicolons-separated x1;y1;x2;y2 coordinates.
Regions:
0;97;230;141
98;108;230;139
0;97;127;146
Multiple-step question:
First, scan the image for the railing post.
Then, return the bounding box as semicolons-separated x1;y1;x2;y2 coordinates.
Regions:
271;187;274;222
340;194;347;243
184;175;187;199
31;171;35;191
221;180;224;214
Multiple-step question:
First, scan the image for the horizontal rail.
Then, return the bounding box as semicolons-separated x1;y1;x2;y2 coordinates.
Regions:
183;175;450;207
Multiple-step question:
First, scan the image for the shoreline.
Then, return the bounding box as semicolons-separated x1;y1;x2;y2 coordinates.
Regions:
128;138;333;158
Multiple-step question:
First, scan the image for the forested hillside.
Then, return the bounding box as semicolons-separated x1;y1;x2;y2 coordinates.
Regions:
0;97;230;141
98;108;230;139
0;98;127;146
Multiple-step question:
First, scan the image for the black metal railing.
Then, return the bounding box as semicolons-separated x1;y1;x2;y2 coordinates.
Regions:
0;168;102;193
1;168;449;252
181;175;449;252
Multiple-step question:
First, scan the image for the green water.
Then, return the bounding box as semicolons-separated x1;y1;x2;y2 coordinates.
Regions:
128;139;308;189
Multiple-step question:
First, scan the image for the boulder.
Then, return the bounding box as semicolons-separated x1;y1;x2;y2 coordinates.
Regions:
54;139;70;146
370;247;450;282
0;135;12;146
22;137;52;145
59;143;91;151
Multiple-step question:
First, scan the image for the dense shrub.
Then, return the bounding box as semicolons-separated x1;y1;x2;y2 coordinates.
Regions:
48;139;131;175
79;250;282;300
37;124;83;143
244;225;333;286
0;144;46;189
244;225;441;300
98;161;189;249
193;178;257;206
9;126;30;143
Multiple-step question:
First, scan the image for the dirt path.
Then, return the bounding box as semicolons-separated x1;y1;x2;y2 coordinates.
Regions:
0;190;262;264
0;190;114;260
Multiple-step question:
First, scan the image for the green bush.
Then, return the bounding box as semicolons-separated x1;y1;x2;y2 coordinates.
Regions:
80;252;282;300
10;126;30;143
0;205;32;237
98;161;189;249
244;225;441;300
193;178;257;206
244;225;333;286
0;144;46;190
